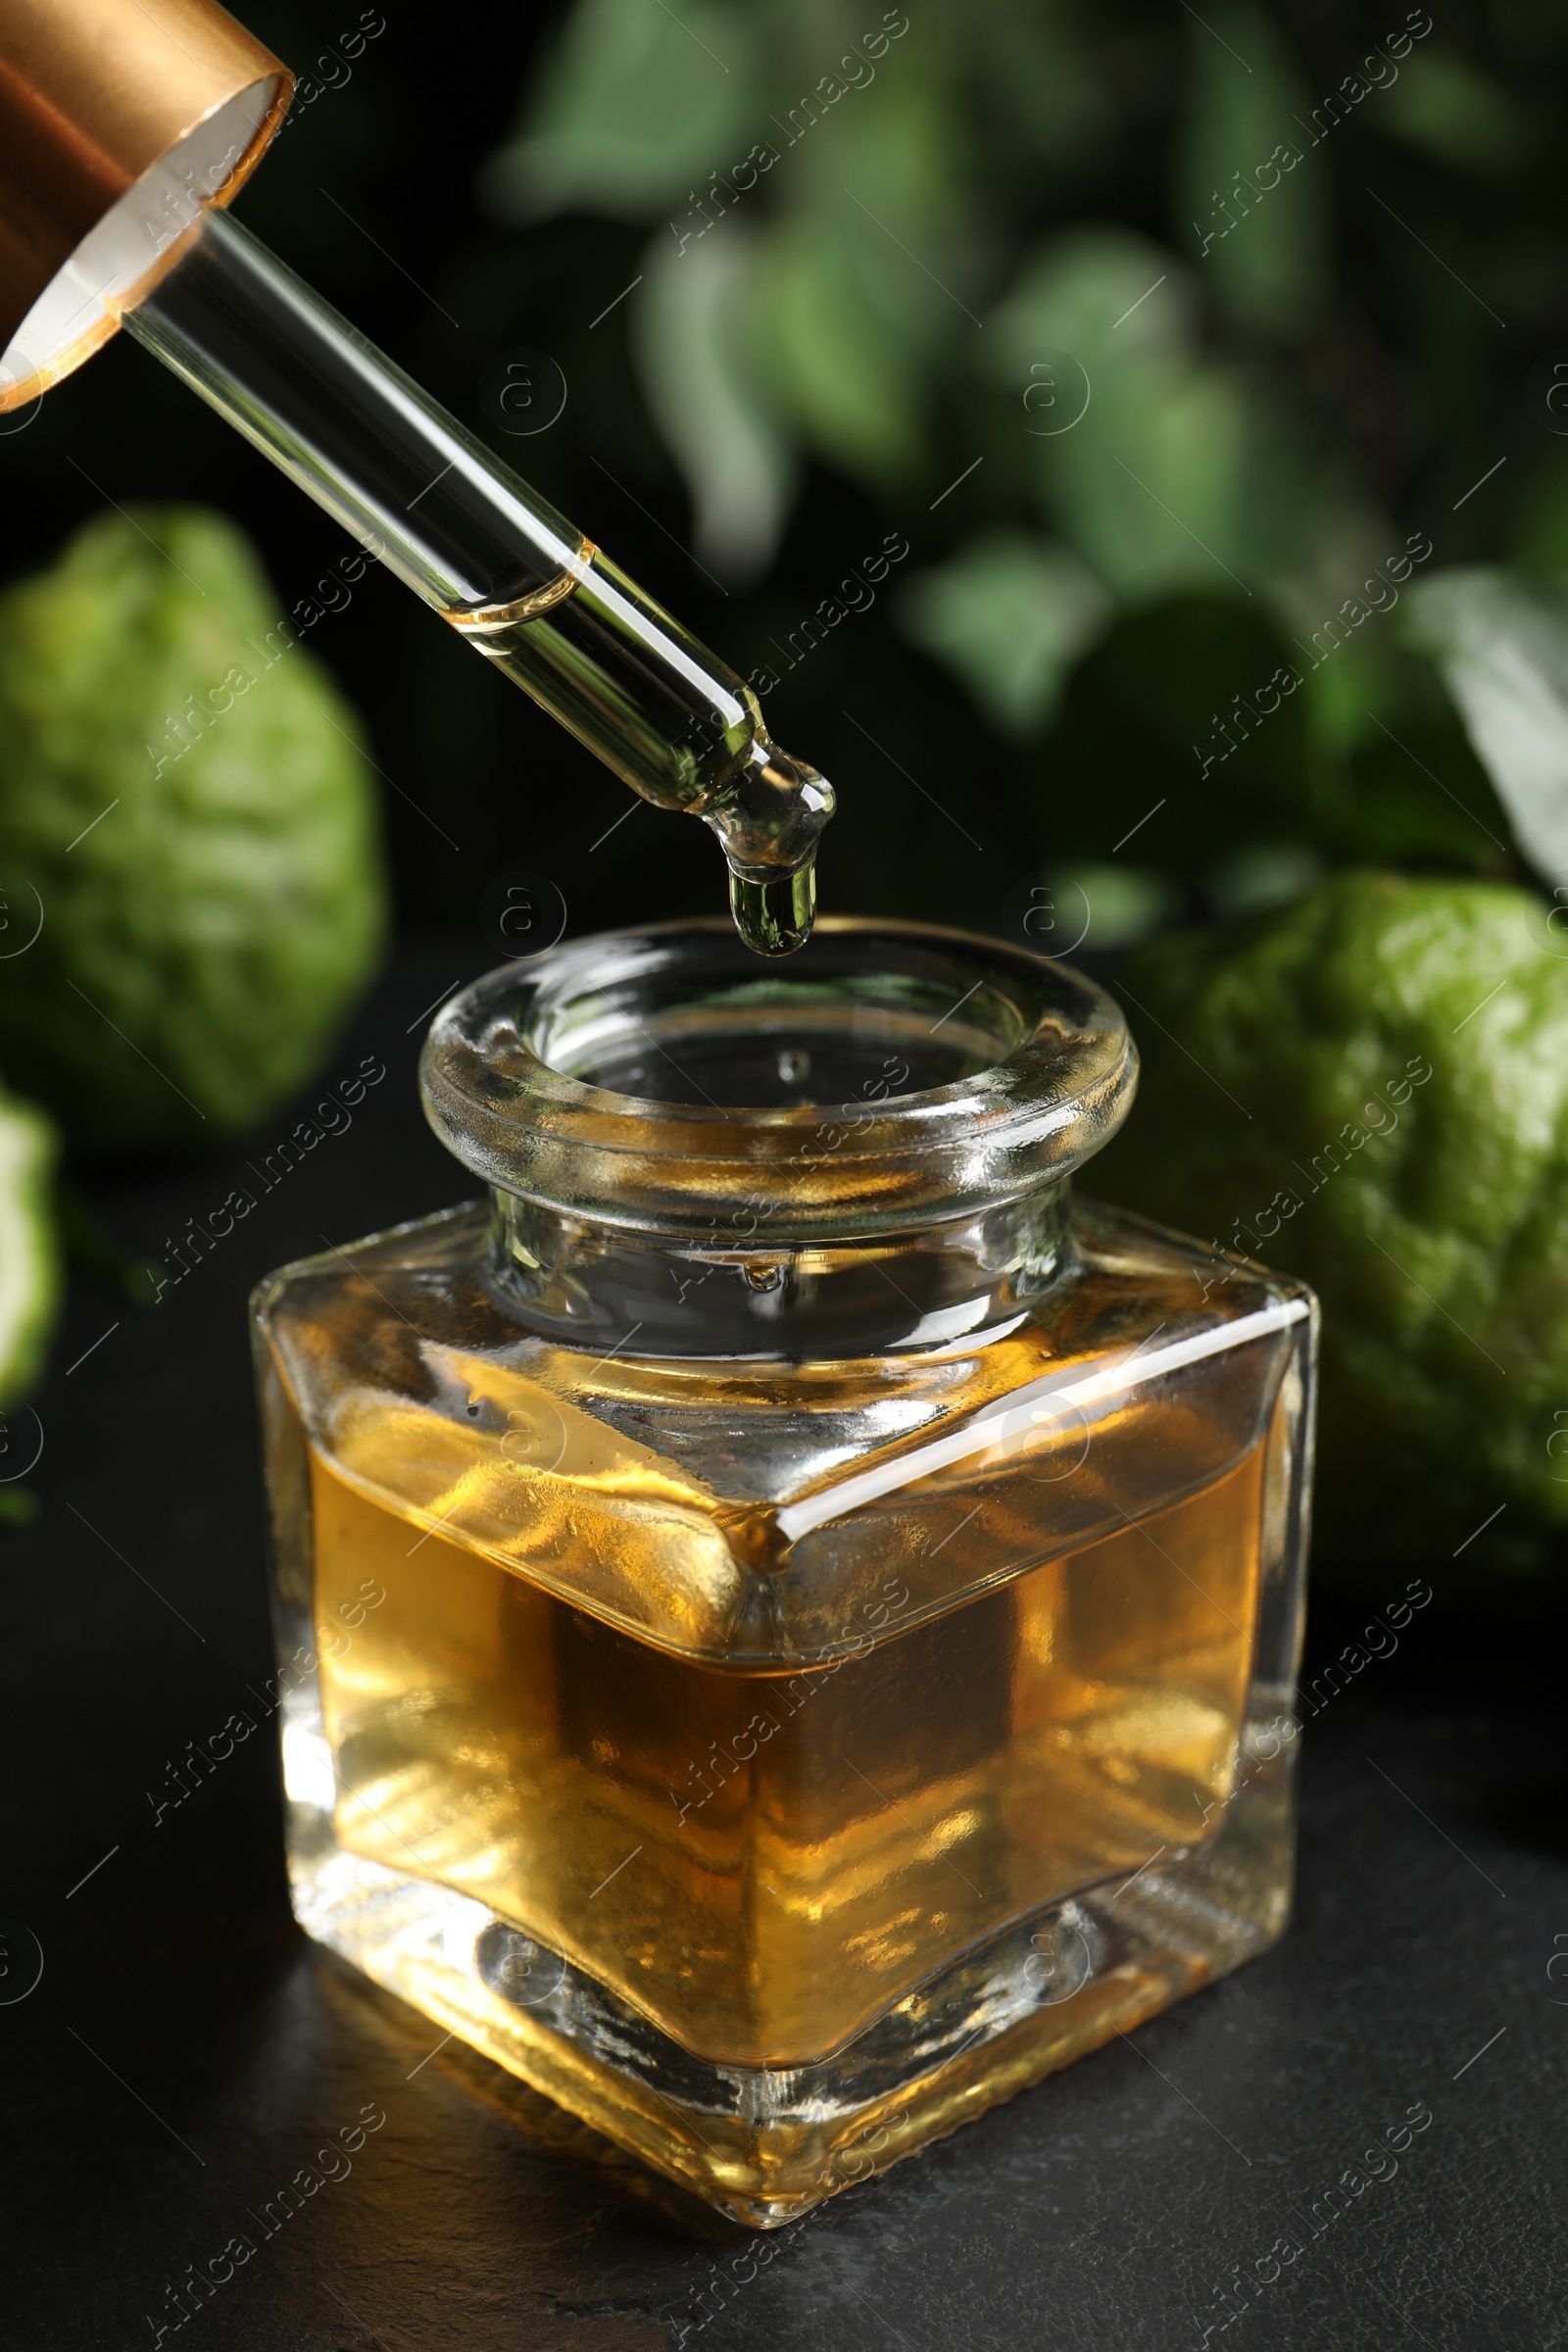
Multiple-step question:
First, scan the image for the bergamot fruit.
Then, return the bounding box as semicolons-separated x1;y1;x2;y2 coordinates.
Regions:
1093;871;1568;1581
0;1082;60;1408
0;507;387;1153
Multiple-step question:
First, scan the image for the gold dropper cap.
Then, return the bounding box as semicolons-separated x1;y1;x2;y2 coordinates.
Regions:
0;0;291;410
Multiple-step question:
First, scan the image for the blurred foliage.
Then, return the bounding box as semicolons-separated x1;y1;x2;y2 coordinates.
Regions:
4;0;1565;958
471;0;1568;943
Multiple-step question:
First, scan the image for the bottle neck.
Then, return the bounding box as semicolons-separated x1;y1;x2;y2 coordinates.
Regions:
485;1183;1072;1361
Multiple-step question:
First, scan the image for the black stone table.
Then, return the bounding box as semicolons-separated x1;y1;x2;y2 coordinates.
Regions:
3;955;1562;2351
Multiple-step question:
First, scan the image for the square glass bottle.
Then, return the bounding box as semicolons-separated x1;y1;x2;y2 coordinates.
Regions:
252;918;1315;2226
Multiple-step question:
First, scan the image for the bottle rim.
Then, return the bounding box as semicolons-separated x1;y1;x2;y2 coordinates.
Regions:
419;916;1137;1241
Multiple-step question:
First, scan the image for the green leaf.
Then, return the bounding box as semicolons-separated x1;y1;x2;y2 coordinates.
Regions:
970;5;1113;174
1042;862;1181;950
1174;1;1329;326
1401;568;1568;881
631;224;796;581
1029;592;1318;872
756;67;969;489
53;1172;158;1303
896;530;1111;734
996;226;1197;375
756;214;931;486
993;230;1317;598
1374;46;1528;174
479;0;761;220
1256;587;1511;872
1508;462;1568;574
1205;843;1323;916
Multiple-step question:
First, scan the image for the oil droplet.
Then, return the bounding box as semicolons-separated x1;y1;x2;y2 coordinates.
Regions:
728;863;816;957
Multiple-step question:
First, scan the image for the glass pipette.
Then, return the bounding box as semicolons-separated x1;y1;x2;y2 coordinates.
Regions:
123;209;832;955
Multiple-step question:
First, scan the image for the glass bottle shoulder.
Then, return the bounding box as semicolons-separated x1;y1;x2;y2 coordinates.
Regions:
254;1196;1313;1666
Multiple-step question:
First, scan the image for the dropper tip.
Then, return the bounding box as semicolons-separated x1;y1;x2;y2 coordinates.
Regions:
728;863;816;956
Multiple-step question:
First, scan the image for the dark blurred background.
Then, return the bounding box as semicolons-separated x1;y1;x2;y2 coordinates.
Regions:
6;14;1568;2344
7;0;1559;956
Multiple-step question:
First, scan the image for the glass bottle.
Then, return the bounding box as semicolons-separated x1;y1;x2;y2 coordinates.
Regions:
252;918;1315;2226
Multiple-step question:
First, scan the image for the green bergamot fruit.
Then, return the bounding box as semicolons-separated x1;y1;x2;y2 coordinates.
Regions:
0;1082;60;1409
1093;871;1568;1583
0;506;387;1153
